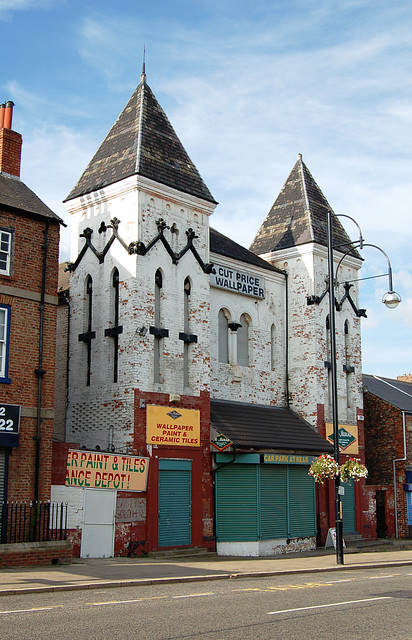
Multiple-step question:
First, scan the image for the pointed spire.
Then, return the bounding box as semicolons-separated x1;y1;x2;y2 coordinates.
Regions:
249;155;359;257
65;74;216;204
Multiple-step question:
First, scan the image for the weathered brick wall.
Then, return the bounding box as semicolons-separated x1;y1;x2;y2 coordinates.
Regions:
0;541;73;567
364;391;412;538
0;209;60;501
53;293;69;442
0;128;22;177
364;392;404;484
209;259;287;405
266;244;363;431
65;177;215;450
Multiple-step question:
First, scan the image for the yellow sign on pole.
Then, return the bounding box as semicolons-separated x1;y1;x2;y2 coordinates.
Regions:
65;450;149;492
325;423;359;454
146;405;200;447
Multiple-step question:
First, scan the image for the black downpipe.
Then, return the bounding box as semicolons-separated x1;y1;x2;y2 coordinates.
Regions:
61;289;71;441
34;219;50;503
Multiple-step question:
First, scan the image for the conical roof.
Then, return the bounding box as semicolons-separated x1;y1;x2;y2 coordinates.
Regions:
250;155;360;258
65;73;216;204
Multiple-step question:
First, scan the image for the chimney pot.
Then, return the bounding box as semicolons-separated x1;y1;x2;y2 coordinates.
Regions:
0;104;4;129
4;101;15;129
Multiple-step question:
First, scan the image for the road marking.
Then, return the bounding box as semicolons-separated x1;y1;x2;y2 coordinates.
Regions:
328;579;354;583
88;596;168;606
0;606;63;615
234;582;332;592
366;574;399;580
173;592;215;599
267;596;392;615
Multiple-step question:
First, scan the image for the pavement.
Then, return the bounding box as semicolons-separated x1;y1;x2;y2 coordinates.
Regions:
1;539;412;597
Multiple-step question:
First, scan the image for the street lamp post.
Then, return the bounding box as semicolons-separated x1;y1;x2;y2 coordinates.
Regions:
326;209;401;565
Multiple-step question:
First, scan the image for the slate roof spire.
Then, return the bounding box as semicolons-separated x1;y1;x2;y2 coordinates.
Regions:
249;154;359;258
65;71;216;204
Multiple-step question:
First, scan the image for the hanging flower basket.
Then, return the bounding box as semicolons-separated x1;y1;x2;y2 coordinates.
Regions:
308;454;339;483
340;458;368;483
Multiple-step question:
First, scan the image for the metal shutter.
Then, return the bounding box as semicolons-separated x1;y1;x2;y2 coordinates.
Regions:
260;465;288;539
288;466;316;538
215;464;258;542
158;460;192;547
342;479;356;534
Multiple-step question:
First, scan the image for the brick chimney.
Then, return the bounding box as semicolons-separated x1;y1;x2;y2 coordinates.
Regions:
397;374;412;383
0;101;22;177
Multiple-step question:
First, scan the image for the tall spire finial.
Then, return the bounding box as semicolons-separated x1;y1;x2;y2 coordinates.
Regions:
141;45;146;83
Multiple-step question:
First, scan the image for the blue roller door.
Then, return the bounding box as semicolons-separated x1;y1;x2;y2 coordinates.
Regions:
158;459;192;547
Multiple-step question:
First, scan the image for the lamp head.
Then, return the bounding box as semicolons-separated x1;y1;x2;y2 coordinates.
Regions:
382;291;402;309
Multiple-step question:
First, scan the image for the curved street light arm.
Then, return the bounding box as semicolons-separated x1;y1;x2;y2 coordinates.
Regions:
336;214;364;250
362;243;394;291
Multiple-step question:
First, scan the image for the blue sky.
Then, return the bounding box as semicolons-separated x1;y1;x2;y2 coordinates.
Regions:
1;0;411;378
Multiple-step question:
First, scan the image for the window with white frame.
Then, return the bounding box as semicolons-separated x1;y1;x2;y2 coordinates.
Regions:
0;305;11;382
0;230;12;275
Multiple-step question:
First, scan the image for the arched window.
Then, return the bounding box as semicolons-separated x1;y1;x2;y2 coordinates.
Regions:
154;269;163;384
183;277;191;388
218;309;229;363
83;275;93;386
237;313;249;367
344;320;351;408
112;268;119;382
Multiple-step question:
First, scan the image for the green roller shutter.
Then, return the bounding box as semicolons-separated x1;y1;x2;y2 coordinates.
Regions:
158;459;191;547
215;464;258;541
288;466;316;537
342;479;356;534
260;465;288;539
215;462;316;543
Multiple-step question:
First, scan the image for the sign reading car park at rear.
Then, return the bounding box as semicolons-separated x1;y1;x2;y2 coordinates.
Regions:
263;453;316;465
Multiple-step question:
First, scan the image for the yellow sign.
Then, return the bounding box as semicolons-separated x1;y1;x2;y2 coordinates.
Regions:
263;454;316;465
325;423;359;454
146;405;200;447
65;450;149;492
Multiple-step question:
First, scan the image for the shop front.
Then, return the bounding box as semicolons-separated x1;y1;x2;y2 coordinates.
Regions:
211;399;334;556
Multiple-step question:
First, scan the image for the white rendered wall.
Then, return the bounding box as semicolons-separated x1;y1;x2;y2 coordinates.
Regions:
65;175;215;451
209;255;287;405
263;243;363;429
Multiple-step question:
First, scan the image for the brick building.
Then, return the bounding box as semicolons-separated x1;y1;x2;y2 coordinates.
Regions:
363;374;412;539
52;70;369;557
0;101;63;518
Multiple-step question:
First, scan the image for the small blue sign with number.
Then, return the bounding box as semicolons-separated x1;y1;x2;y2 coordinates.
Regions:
0;404;20;447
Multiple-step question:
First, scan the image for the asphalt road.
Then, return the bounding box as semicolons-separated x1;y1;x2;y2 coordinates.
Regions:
0;566;411;640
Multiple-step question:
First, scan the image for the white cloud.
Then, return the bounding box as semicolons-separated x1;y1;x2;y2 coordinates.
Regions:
20;124;97;260
0;0;57;20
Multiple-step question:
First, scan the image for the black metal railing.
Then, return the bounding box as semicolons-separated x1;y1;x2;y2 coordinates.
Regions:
0;501;68;544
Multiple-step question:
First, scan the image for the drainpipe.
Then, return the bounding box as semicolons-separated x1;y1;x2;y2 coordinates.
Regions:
61;287;71;442
393;411;407;538
34;219;50;503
